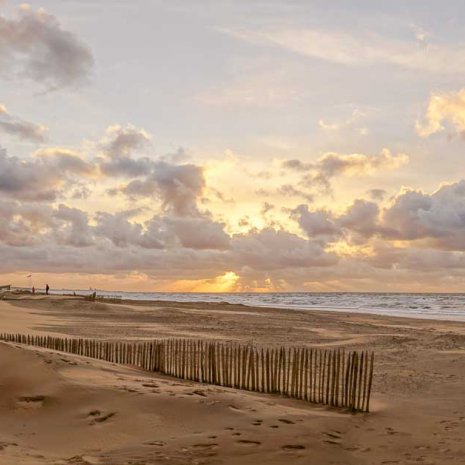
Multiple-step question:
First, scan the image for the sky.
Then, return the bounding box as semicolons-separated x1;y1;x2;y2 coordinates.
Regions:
2;1;465;292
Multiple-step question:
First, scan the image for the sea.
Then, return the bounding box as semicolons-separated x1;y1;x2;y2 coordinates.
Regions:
47;290;465;322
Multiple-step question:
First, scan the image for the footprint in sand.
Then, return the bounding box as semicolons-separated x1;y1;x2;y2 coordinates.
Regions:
16;395;46;409
191;443;218;449
252;420;263;426
142;383;159;388
88;410;116;425
145;441;165;447
278;419;295;425
323;431;342;446
0;442;18;451
237;440;261;447
66;454;100;464
282;444;306;451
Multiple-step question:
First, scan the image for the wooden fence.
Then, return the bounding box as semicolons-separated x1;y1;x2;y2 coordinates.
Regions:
0;333;374;412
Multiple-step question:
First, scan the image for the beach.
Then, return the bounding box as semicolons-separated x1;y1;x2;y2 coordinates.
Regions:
0;295;464;464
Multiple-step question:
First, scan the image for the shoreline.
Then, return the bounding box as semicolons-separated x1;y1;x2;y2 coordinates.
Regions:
8;290;465;323
118;298;465;323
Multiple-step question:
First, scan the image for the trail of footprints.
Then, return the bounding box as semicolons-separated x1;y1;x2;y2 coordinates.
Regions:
132;377;312;454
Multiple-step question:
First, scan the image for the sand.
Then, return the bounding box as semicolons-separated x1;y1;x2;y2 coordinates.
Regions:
0;295;464;464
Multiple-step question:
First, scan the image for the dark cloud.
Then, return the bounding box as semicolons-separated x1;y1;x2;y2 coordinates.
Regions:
0;5;94;88
0;146;93;201
290;204;340;239
98;124;152;177
380;181;465;249
120;162;206;216
35;148;95;176
283;150;408;177
283;150;408;196
53;204;93;247
161;216;230;250
0;103;48;142
339;199;379;238
232;228;338;270
277;184;314;202
0;147;60;201
0;199;52;246
367;188;387;201
94;211;147;248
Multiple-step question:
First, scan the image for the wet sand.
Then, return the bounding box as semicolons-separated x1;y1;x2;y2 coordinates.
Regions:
0;295;464;464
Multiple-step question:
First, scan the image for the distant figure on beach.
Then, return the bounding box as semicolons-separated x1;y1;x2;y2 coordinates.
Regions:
32;286;35;294
45;284;50;295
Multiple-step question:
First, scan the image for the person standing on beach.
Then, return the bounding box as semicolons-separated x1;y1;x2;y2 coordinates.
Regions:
45;284;50;295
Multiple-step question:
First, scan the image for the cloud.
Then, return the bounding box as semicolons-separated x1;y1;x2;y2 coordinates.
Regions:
0;146;93;201
94;211;148;248
53;204;93;247
316;150;408;177
0;147;61;201
162;216;230;250
277;184;314;202
222;26;465;74
233;228;338;271
290;205;340;239
283;149;408;177
0;199;52;246
367;188;387;201
120;161;206;216
0;103;48;141
416;89;465;137
98;124;153;177
282;149;408;196
380;181;465;250
0;5;94;88
100;124;152;159
94;209;230;251
318;108;365;133
34;148;95;176
339;199;380;238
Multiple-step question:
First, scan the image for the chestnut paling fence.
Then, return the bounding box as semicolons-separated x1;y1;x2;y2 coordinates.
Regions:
0;333;374;413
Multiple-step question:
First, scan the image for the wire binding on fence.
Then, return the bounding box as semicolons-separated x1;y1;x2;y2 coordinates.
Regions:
0;333;374;412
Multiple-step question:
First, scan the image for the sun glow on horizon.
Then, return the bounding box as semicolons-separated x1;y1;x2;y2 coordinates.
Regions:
166;271;241;292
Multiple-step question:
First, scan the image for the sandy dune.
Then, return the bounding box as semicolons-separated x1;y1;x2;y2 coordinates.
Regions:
0;295;464;464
